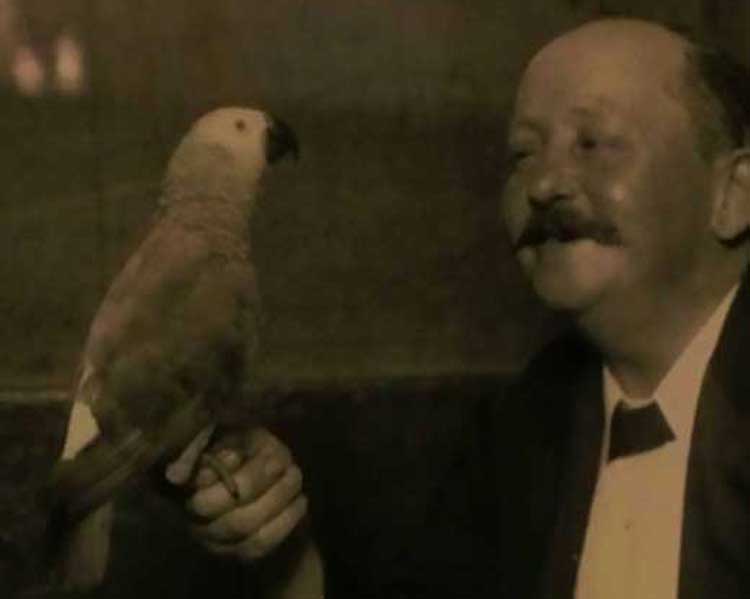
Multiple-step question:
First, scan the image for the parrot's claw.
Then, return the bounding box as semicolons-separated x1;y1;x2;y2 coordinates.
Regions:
165;424;216;486
200;453;241;500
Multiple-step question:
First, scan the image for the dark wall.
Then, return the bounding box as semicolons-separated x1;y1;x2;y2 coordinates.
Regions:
1;0;745;389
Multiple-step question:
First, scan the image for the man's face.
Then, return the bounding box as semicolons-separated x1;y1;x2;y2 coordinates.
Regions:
502;22;718;317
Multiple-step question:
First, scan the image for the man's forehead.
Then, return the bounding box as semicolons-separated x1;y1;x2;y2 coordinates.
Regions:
510;96;626;135
513;19;689;122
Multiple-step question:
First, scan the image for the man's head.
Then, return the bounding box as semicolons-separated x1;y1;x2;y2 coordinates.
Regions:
502;18;750;322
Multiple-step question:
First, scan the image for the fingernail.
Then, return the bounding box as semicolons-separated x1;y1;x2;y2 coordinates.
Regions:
264;458;285;477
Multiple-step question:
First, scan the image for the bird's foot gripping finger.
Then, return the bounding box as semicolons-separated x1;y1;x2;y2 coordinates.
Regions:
165;424;216;486
199;452;241;500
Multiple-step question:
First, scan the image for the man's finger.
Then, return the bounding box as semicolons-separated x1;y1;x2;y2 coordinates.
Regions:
240;494;308;559
192;465;303;543
244;427;287;459
194;448;243;488
202;495;308;560
187;447;291;519
195;428;286;488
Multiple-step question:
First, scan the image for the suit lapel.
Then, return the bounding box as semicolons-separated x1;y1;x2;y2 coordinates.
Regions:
679;279;750;598
537;347;604;599
494;333;604;598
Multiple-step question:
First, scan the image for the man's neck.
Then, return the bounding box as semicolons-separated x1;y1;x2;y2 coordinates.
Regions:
577;266;744;398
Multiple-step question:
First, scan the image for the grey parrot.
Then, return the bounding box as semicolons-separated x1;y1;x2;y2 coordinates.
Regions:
47;106;299;589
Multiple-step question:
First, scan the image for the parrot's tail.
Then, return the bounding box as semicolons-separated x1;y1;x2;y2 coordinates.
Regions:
43;395;213;589
49;428;157;527
49;394;213;526
42;430;156;593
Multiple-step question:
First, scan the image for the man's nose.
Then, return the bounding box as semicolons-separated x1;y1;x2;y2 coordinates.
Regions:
526;159;577;209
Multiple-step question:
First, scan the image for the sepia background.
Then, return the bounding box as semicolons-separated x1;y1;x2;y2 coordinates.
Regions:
3;0;745;393
0;0;748;595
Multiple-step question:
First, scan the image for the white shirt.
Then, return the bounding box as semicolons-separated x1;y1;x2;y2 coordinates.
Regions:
575;287;738;599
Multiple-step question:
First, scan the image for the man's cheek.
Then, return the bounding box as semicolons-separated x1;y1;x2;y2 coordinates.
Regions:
581;172;630;215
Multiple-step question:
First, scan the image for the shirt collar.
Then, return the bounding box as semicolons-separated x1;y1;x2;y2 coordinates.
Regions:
603;285;739;440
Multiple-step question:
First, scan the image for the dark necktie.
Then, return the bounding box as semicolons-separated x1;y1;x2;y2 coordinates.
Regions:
608;400;675;462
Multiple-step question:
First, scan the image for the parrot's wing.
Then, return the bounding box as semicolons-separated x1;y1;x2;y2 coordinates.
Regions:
55;215;258;520
88;216;253;428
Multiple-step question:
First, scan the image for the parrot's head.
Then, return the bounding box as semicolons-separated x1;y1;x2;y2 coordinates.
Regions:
163;107;299;207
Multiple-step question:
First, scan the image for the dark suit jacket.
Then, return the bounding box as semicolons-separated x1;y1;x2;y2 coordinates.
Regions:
345;279;750;599
499;278;750;598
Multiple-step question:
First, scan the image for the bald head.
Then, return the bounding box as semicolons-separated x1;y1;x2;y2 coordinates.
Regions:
534;17;685;54
526;18;687;89
519;18;750;160
518;19;693;149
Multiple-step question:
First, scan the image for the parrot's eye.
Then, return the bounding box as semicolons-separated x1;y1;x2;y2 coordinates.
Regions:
235;119;246;132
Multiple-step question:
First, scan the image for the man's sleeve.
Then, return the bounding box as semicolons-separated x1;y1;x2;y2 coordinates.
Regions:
275;376;509;599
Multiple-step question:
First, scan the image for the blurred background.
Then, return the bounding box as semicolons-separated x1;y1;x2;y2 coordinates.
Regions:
0;0;748;595
1;0;744;393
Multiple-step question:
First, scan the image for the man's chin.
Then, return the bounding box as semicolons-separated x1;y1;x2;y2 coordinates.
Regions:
518;239;617;312
531;276;599;312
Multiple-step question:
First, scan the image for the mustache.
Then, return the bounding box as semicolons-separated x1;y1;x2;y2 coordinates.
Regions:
513;208;622;251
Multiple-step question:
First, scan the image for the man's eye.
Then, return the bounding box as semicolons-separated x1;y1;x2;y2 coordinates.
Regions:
576;133;626;159
507;148;534;168
578;134;598;151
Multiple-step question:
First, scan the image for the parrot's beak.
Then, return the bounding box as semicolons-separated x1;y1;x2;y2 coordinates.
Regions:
266;116;300;164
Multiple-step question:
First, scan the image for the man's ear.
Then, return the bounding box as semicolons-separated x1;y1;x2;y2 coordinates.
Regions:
711;149;750;243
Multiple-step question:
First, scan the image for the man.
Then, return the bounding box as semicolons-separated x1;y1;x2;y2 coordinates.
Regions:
57;15;750;599
361;14;748;599
474;15;750;599
496;20;750;598
179;16;750;599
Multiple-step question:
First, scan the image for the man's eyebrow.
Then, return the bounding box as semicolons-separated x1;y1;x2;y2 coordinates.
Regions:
509;98;624;138
569;97;622;120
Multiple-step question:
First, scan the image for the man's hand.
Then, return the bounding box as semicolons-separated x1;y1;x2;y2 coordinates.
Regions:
173;428;308;561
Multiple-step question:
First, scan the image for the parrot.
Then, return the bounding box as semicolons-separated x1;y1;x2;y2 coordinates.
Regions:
46;106;299;590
